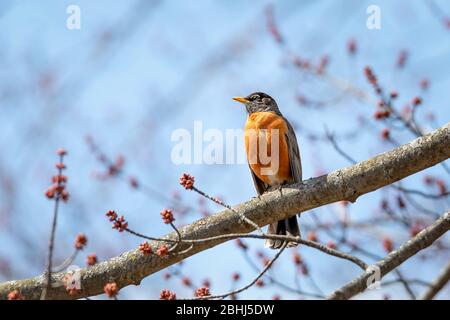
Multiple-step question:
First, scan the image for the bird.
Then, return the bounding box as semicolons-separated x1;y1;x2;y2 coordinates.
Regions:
233;92;302;249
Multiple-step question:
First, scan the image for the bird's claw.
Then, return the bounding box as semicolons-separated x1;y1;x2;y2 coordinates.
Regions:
277;185;283;196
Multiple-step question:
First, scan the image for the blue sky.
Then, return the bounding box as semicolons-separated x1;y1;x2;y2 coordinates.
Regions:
0;0;449;299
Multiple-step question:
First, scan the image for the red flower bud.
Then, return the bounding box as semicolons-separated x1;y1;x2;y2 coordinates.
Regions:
86;253;97;266
381;128;390;140
412;96;422;106
156;244;169;257
179;173;195;190
74;233;87;250
327;241;337;249
382;237;393;253
347;38;357;55
293;252;302;266
56;148;67;156
139;241;153;256
160;209;175;224
104;282;119;298
307;232;318;242
195;287;210;298
7;290;24;300
160;289;176;300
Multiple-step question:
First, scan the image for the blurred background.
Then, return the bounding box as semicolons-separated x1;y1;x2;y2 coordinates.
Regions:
0;0;449;299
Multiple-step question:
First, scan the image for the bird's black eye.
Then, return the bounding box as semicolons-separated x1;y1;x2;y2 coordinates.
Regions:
250;94;260;101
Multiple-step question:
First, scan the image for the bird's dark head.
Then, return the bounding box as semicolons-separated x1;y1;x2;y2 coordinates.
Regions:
233;92;281;115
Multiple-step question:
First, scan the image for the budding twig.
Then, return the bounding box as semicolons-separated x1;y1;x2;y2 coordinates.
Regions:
41;149;69;300
107;208;368;271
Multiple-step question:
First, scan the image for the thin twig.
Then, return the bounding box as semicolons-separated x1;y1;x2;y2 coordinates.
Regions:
192;186;264;234
241;249;325;299
52;249;79;273
189;242;288;300
41;153;64;300
120;220;368;270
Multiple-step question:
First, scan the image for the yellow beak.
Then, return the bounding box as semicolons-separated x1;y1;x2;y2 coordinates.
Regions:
232;96;250;104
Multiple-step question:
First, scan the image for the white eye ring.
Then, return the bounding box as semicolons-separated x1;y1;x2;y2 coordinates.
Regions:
251;95;260;101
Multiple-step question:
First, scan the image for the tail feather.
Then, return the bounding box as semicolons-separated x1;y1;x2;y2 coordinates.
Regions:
264;216;300;249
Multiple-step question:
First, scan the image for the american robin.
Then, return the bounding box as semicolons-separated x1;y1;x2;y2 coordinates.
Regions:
233;92;302;249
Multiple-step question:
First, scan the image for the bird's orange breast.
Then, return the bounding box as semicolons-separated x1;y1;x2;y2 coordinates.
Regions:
244;112;291;185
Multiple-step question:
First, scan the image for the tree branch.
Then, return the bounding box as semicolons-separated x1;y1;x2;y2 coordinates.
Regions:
419;260;450;300
0;123;449;300
327;211;450;300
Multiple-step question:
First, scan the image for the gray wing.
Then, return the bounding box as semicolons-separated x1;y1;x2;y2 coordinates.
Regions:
248;164;268;195
284;118;302;183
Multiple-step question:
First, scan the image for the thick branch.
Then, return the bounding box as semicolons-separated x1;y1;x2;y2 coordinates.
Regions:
327;211;450;300
0;123;449;300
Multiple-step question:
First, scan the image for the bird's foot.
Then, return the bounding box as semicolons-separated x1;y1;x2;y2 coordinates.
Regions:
251;195;263;202
266;185;284;195
277;185;283;196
